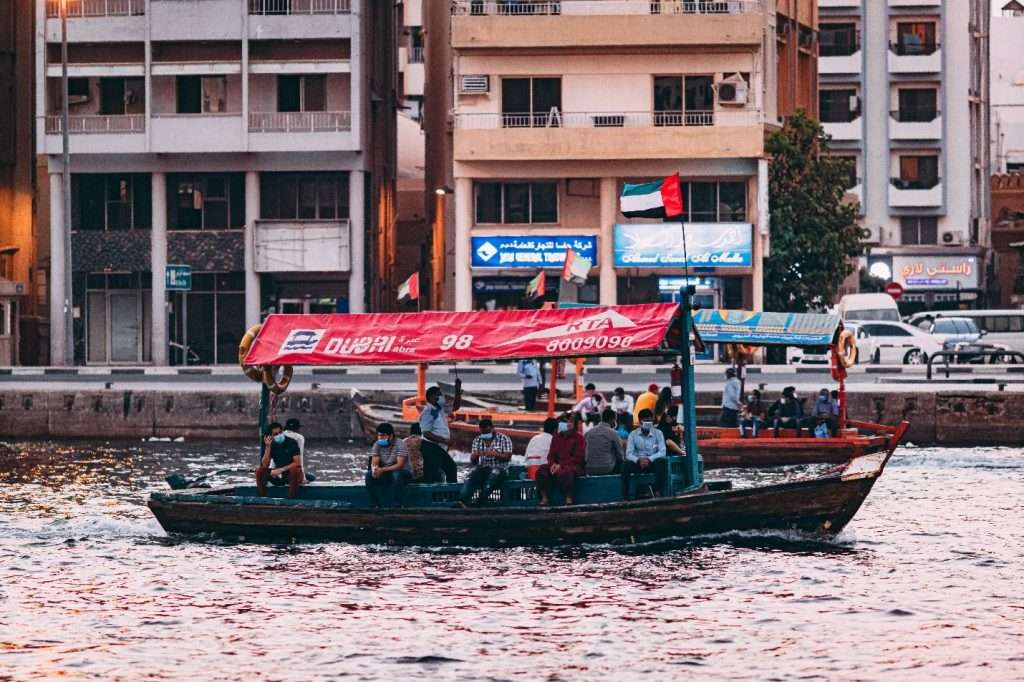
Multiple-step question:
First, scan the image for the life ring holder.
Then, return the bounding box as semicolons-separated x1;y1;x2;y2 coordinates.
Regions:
262;365;294;395
238;324;265;383
836;329;857;369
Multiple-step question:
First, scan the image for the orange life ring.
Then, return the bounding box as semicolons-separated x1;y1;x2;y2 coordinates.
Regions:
262;365;294;395
836;329;857;368
238;324;264;382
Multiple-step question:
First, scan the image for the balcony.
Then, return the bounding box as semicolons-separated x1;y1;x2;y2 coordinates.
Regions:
819;50;861;75
453;109;764;161
253;219;351;273
247;0;354;40
43;114;146;154
46;0;143;17
151;0;243;41
823;116;862;142
889;178;942;208
820;0;860;7
889;111;941;141
451;0;763;49
888;44;942;74
888;0;940;6
151;114;245;153
44;0;145;42
248;111;354;152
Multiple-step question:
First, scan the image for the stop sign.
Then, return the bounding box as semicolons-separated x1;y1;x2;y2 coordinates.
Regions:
885;281;904;301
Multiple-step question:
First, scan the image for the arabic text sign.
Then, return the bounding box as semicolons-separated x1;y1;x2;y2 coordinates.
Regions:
613;223;752;268
471;235;598;268
165;264;192;291
693;309;841;347
892;256;978;290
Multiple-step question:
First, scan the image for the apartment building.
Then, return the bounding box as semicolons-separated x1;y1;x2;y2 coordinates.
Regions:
992;1;1024;174
819;0;991;311
36;0;396;366
776;0;819;120
425;0;803;316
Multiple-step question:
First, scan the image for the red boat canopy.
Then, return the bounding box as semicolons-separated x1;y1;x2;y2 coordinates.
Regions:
243;304;684;366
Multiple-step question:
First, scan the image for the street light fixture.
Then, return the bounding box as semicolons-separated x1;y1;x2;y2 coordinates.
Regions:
60;0;73;365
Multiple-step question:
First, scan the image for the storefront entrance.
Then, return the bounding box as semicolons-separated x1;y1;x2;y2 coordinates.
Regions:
169;272;245;365
0;294;19;366
85;273;152;364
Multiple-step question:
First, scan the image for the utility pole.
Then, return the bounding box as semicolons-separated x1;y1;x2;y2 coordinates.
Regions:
60;0;73;365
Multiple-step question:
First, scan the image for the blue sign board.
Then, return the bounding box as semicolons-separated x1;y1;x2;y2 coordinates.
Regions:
471;235;598;268
613;223;752;268
165;264;192;291
693;309;841;347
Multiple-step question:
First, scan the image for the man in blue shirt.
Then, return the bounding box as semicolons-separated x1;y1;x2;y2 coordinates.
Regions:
621;408;668;500
419;380;462;483
516;358;541;411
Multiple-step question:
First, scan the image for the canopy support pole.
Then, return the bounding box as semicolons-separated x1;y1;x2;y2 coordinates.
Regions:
257;382;270;455
574;358;584;404
838;374;847;431
679;286;701;491
416;363;427;402
546;359;558;418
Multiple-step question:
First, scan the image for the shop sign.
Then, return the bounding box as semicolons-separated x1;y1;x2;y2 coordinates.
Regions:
473;277;555;294
891;256;978;290
657;276;718;293
613;223;752;268
470;235;598;268
165;264;192;291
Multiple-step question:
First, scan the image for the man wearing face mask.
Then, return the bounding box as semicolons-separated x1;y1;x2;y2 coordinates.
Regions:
256;421;303;498
458;418;514;507
419;381;462;483
365;422;412;507
535;413;586;506
621;408;668;500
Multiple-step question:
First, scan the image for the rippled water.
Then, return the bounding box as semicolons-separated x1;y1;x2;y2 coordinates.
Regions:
1;440;1022;680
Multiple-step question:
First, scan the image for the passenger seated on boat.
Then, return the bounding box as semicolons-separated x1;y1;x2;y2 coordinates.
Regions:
585;408;624;476
256;422;304;499
610;387;634;417
654;387;674;421
458;418;514;508
633;384;659;423
768;386;804;437
283;418;314;482
419;382;461;484
802;389;839;437
403;424;425;481
524;418;559;480
573;383;607;419
615;412;633;441
621;409;668;500
365;423;412;508
657;409;685;456
536;413;586;506
739;390;767;438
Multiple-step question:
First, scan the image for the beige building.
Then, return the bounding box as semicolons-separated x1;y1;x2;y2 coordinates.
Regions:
425;1;803;314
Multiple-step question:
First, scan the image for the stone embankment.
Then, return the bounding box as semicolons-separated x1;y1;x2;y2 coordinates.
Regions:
1;387;1022;447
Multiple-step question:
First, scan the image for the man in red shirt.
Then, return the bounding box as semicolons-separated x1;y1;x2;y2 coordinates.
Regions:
535;413;586;506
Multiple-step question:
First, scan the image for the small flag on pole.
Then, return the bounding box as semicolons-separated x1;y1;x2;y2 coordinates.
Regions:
620;173;684;219
562;248;592;284
525;270;546;300
397;272;419;301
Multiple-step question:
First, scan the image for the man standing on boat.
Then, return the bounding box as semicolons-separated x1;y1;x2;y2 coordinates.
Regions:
256;421;303;499
516;358;542;411
458;418;514;507
365;423;412;507
621;409;668;500
719;367;742;428
419;381;462;483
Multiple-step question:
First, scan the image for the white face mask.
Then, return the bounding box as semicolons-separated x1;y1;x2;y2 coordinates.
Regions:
641;421;653;433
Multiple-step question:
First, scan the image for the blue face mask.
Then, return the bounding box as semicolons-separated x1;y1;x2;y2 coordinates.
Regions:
376;438;390;448
641;421;653;433
479;432;494;440
273;433;286;444
557;422;569;433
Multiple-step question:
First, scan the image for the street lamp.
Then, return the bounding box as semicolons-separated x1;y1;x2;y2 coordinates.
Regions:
431;187;451;310
60;0;73;365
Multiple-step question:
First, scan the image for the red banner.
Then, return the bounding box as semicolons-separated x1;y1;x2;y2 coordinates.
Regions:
244;304;682;366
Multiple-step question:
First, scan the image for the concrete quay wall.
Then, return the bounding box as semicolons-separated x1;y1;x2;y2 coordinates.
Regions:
0;388;1021;447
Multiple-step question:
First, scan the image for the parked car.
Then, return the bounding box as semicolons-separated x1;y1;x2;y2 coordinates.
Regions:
906;310;1024;357
788;323;876;365
856;321;946;365
909;315;1012;363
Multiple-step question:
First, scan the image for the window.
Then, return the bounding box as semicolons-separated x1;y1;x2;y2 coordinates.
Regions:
819;89;858;123
689;182;717;222
895;22;937;55
501;77;561;127
653;75;713;126
865;324;911;337
72;174;151;231
684;76;714;125
898;155;940;189
474;181;559;224
176;76;227;114
933;319;958;334
676;181;747;222
98;77;144;115
67;78;90;99
897;89;938;122
900;217;938;245
653;76;684;126
819;23;858;57
260;173;349;220
277;75;326;113
169;174;245;230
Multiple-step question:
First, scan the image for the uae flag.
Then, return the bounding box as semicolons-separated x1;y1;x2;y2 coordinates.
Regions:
525;271;546;300
620;173;684;219
397;272;419;301
562;248;592;284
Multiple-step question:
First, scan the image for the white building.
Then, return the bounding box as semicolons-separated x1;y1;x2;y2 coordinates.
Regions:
992;0;1024;174
37;0;396;366
819;0;991;309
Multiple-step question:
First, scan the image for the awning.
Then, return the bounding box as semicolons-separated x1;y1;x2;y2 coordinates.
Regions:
694;309;842;347
245;303;684;366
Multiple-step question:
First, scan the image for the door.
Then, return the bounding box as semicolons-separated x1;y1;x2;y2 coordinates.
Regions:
100;78;126;115
109;292;141;362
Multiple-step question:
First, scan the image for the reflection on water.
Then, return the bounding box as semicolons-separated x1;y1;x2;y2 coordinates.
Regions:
1;441;1022;680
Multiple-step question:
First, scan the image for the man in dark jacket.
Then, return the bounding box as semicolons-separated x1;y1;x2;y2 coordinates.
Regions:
256;421;303;498
768;386;804;437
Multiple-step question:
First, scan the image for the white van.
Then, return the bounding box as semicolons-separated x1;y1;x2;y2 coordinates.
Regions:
836;293;901;323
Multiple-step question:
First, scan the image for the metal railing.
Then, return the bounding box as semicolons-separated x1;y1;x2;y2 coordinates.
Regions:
455;109;760;129
408;47;426;64
46;0;144;17
889;108;940;123
889;40;940;56
927;349;1024;380
890;176;941;191
452;0;760;16
249;111;351;132
46;114;145;134
248;0;351;14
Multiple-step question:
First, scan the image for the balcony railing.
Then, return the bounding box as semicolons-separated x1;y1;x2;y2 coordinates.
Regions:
456;109;758;129
889;108;940;123
46;0;144;17
248;0;351;15
409;47;426;64
889;41;940;57
46;114;145;134
452;0;760;16
890;176;941;191
249;111;351;132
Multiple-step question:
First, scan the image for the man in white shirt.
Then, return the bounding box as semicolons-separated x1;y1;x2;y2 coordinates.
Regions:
524;418;559;479
419;381;462;483
517;358;542;411
572;383;606;418
283;418;312;482
610;387;634;417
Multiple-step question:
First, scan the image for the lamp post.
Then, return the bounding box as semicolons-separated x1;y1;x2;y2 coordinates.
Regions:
60;0;73;365
431;188;447;310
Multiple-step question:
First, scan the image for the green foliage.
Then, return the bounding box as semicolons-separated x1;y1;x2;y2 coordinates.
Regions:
859;267;887;294
764;111;862;313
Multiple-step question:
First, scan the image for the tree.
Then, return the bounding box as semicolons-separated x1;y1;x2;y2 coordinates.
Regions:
764;111;862;313
859;267;887;294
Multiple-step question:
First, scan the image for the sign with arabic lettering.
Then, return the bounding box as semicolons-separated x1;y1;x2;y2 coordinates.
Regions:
471;235;598;268
891;256;979;290
613;223;752;268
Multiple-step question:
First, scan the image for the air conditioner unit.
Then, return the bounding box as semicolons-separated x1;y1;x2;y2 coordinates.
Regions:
717;74;748;106
68;94;90;105
459;75;490;95
941;230;965;245
861;225;881;244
